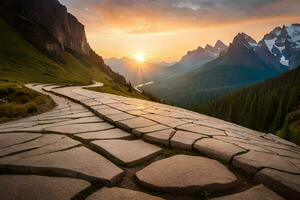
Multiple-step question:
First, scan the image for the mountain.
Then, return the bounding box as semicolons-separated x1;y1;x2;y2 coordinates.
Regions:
197;66;300;145
255;24;300;70
105;40;227;86
104;57;173;85
171;40;227;73
0;0;126;84
141;33;286;107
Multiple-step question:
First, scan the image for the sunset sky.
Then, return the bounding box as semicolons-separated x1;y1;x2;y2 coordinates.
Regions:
59;0;300;62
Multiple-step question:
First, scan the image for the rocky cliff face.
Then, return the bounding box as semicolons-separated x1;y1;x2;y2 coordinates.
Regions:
20;0;91;55
0;0;126;84
1;0;90;56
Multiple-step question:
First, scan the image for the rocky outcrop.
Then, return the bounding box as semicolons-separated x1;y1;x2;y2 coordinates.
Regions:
0;0;126;84
0;0;90;56
19;0;91;55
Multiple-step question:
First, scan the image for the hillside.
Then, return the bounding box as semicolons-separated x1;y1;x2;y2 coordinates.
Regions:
0;0;126;85
196;66;300;144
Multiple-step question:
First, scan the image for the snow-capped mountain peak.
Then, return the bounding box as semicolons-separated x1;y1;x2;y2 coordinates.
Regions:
256;24;300;68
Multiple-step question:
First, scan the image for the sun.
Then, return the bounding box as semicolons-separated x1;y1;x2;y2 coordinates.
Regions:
134;53;145;63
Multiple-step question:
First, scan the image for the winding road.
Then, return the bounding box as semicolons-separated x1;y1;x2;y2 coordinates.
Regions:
0;83;299;200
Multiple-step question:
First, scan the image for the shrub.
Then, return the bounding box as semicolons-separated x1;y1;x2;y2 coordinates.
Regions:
27;103;37;114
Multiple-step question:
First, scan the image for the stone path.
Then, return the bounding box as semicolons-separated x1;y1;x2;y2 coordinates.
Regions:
0;83;299;200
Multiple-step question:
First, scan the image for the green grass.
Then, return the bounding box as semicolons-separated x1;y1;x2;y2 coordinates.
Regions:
276;106;300;145
0;83;55;122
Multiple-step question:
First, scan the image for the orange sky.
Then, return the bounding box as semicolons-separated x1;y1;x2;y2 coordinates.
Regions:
59;0;300;62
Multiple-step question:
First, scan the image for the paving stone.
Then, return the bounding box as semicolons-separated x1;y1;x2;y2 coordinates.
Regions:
95;107;124;116
210;184;285;200
0;175;90;200
0;133;42;148
127;110;148;115
136;155;238;194
194;138;247;163
215;136;273;153
143;129;174;146
170;131;207;150
92;140;162;166
141;114;187;127
76;129;131;140
41;112;94;121
103;113;135;123
1;146;123;184
60;116;103;124
84;101;103;107
1;137;81;164
116;117;157;131
0;121;37;131
108;103;141;111
95;98;119;104
132;124;170;137
39;117;103;128
232;150;300;175
177;124;226;136
263;145;300;160
46;122;114;134
254;168;300;200
262;133;299;148
0;134;66;157
37;118;71;125
86;187;164;200
92;105;109;110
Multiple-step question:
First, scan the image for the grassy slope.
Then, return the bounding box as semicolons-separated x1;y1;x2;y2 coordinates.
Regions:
0;83;55;122
277;104;300;145
196;67;300;144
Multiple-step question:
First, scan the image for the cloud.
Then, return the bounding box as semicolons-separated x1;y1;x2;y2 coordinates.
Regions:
60;0;300;34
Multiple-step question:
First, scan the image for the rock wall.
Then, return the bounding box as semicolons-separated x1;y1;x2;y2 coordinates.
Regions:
13;0;90;55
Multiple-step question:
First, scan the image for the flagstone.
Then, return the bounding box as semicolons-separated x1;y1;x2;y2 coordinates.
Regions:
92;139;162;166
136;155;238;194
86;187;164;200
0;175;90;200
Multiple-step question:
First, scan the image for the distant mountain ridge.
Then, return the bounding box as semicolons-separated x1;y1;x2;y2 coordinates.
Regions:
171;40;227;73
141;30;292;107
